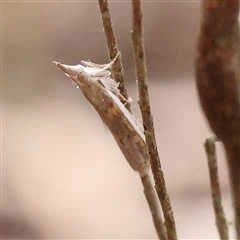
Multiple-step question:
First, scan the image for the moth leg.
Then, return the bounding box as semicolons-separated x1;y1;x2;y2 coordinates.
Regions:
81;52;120;71
118;94;132;105
100;52;120;71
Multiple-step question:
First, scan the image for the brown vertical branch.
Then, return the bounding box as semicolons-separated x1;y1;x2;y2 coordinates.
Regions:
131;1;178;240
140;174;167;240
224;142;240;238
195;1;240;238
205;137;229;240
98;0;131;111
98;1;166;238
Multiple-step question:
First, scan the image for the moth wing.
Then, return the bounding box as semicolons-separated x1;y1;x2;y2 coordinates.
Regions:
97;76;118;91
81;60;110;70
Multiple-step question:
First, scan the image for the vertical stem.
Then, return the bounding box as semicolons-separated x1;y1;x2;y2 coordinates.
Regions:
131;1;177;240
98;0;131;111
224;142;240;239
140;174;167;240
205;137;229;240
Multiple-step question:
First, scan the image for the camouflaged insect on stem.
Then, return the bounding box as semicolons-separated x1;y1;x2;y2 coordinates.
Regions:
54;54;150;177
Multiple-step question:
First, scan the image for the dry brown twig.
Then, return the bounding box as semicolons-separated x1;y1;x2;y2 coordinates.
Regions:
98;0;131;111
98;0;168;239
131;1;177;240
205;137;229;240
195;1;240;238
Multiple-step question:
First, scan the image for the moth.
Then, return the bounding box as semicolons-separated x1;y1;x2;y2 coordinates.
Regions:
54;53;150;177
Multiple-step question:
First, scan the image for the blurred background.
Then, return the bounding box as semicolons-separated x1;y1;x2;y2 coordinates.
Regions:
2;1;234;239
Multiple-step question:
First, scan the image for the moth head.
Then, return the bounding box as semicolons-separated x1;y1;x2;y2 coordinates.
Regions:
54;61;86;85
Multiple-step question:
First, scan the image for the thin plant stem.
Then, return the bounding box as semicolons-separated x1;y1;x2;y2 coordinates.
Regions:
140;173;167;240
205;137;229;240
98;0;131;111
97;1;169;238
131;1;177;240
97;1;167;238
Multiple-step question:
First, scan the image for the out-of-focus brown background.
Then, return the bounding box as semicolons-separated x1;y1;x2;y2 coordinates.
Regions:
2;1;234;239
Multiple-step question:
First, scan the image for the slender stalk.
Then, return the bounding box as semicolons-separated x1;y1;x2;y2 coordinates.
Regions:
98;0;131;111
131;1;177;240
224;142;240;239
205;137;229;240
140;173;167;240
97;1;170;238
